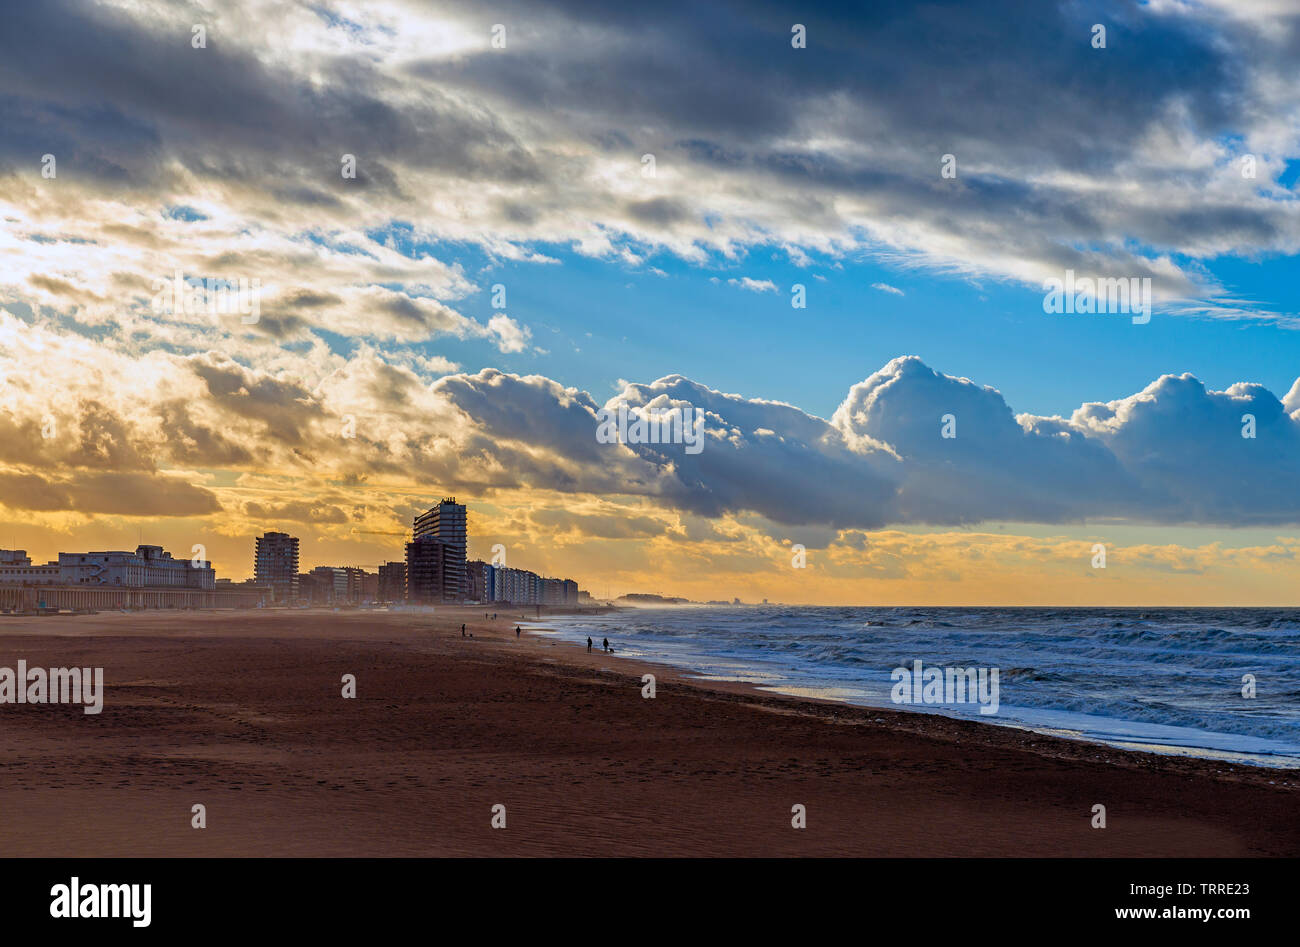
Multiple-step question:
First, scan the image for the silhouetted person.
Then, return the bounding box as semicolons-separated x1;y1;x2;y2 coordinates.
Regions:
516;625;521;638
587;637;592;652
603;637;609;652
461;623;466;638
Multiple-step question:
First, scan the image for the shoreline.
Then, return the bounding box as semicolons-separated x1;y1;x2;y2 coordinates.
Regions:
522;609;1300;771
0;606;1294;856
518;617;1300;787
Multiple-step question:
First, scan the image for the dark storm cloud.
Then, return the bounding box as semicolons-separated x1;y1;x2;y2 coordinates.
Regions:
0;0;539;185
1;0;1295;313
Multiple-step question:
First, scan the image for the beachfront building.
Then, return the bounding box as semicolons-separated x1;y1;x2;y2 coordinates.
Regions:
409;498;467;602
495;565;537;604
464;560;579;606
466;559;493;602
54;545;216;590
0;550;60;586
311;566;349;604
254;532;299;604
0;544;247;611
296;566;373;605
296;571;325;606
1;546;215;589
405;538;447;604
377;561;406;603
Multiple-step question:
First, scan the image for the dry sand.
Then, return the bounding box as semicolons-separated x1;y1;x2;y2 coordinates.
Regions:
0;606;1295;857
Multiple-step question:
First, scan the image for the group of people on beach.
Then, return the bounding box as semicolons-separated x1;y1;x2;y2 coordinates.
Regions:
461;617;606;651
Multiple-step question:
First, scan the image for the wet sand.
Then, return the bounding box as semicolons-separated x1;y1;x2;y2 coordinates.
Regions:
0;606;1295;856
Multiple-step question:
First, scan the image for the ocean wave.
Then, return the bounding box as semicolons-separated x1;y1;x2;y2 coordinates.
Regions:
541;605;1300;764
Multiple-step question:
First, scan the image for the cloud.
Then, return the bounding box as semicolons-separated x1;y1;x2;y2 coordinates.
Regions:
726;277;779;294
0;470;221;517
3;311;1295;529
485;313;532;353
4;0;1293;346
871;282;904;296
243;500;349;525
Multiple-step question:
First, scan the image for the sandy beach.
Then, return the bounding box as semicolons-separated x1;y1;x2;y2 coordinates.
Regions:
0;606;1295;857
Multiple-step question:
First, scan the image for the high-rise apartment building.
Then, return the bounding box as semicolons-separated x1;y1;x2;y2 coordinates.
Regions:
410;498;466;602
405;539;446;604
254;532;299;604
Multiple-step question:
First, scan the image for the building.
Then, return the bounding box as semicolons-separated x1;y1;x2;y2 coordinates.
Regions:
541;577;579;607
0;550;59;586
53;545;215;589
405;539;446;604
377;561;406;603
254;532;299;604
2;546;214;589
309;566;349;604
492;565;533;604
295;567;375;606
296;571;325;606
409;498;467;602
0;544;230;611
464;562;579;607
466;559;492;602
542;577;565;606
340;566;367;603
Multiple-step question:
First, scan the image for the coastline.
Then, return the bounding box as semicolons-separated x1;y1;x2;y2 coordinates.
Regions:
523;608;1300;769
0;606;1295;856
519;613;1300;783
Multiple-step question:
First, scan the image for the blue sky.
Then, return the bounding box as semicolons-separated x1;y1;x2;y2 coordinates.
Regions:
403;238;1300;421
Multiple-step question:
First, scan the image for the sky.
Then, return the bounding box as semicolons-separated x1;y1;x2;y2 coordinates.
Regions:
1;0;1299;605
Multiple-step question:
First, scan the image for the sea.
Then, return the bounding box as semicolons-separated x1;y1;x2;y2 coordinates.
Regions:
532;606;1300;768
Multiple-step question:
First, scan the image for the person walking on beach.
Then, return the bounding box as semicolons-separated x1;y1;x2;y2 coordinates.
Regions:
602;637;609;652
587;637;592;652
461;623;466;638
515;625;521;638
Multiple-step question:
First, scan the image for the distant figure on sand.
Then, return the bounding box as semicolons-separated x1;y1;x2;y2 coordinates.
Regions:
603;638;609;652
516;625;521;638
461;624;465;638
587;637;592;652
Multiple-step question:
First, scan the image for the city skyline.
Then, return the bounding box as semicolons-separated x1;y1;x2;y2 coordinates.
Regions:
0;493;586;608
